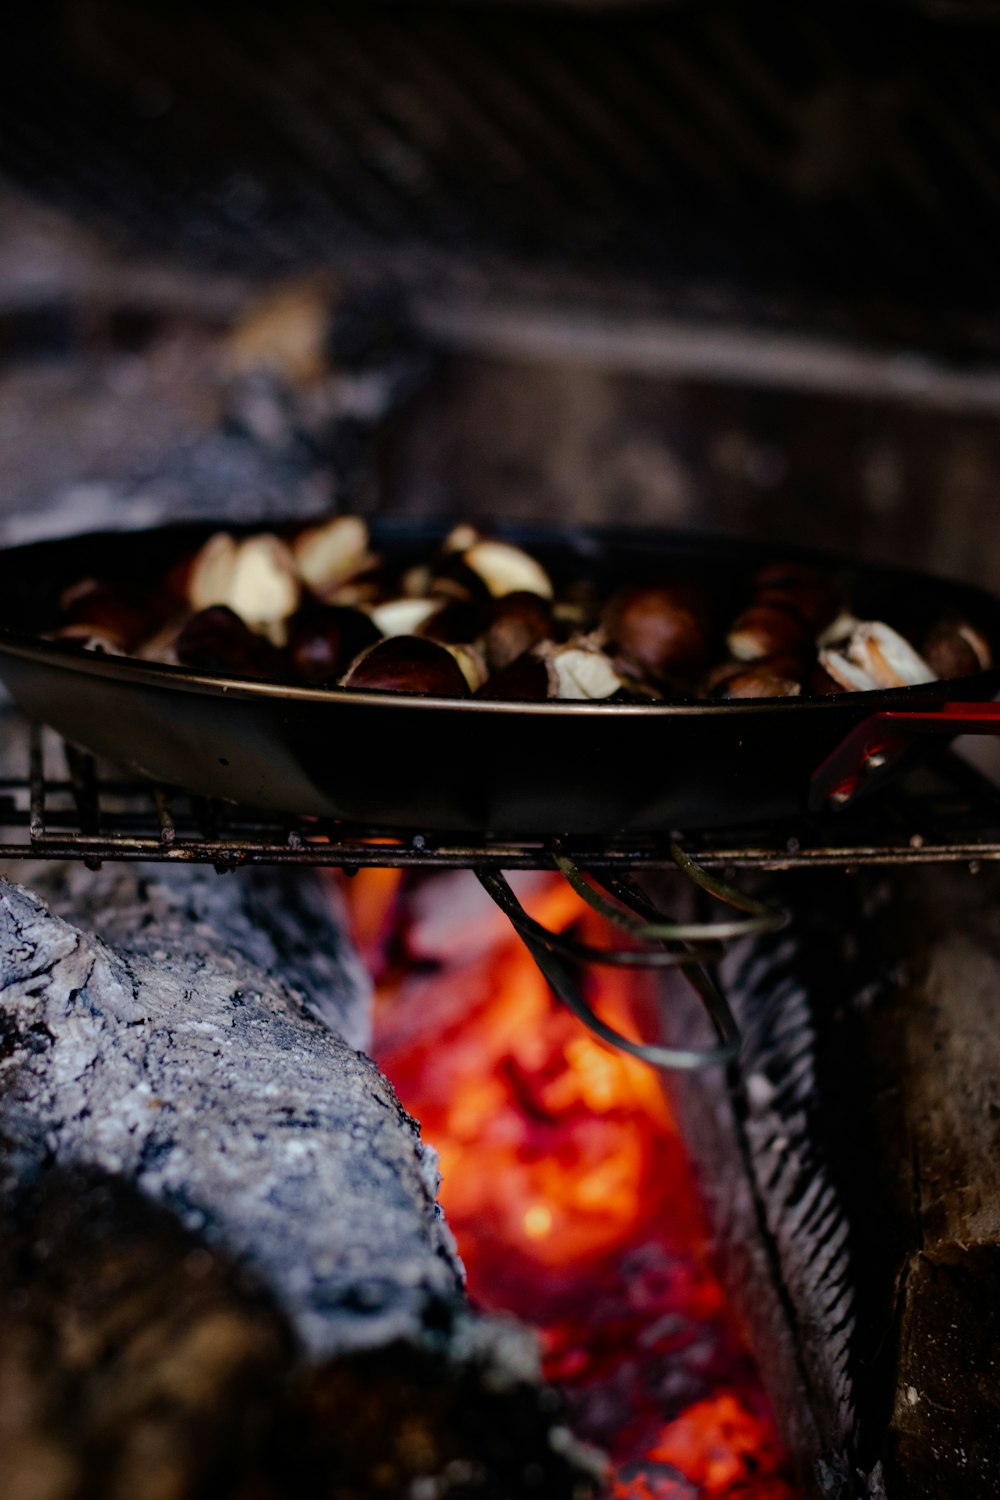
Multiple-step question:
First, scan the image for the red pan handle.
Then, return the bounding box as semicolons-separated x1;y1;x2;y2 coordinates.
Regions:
810;701;1000;811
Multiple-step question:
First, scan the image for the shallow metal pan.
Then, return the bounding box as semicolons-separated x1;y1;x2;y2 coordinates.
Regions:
0;520;997;836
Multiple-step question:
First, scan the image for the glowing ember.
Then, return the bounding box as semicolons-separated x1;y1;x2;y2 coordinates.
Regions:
343;868;798;1499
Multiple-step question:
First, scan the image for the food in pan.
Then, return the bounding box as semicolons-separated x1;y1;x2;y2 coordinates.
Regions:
46;517;990;701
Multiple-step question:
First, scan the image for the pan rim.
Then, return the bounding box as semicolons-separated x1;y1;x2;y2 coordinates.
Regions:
0;633;991;718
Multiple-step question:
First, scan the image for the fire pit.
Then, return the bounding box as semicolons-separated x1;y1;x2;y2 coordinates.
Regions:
3;4;1000;1494
358;865;798;1500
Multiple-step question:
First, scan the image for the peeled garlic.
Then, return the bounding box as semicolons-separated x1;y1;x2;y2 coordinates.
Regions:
187;531;299;638
847;621;936;689
545;644;622;700
369;597;442;638
818;649;880;693
293;515;371;595
464;540;554;600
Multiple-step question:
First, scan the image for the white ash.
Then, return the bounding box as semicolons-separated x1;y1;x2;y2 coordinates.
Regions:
0;874;487;1365
6;858;374;1054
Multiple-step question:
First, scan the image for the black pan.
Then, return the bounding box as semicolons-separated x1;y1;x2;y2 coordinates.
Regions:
0;519;997;836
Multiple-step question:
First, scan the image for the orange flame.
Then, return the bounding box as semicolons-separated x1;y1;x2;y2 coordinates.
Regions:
345;868;796;1499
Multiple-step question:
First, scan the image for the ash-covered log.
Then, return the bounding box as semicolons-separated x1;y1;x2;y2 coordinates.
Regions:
0;863;599;1500
660;863;1000;1500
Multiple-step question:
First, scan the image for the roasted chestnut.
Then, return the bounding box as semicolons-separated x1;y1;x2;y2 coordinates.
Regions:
425;556;490;607
602;584;710;683
52;515;941;710
58;580;151;652
754;581;838;632
443;642;488;692
286;605;380;684
705;652;804;694
923;617;992;680
726;602;811;663
716;670;801;699
810;662;845;696
419;598;484;646
174;606;272;678
342;636;471;697
476;653;551;702
50;623;128;657
745;560;842;636
484;592;554;671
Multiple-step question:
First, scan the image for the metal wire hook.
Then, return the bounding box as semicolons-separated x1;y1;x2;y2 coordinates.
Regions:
475;865;742;1071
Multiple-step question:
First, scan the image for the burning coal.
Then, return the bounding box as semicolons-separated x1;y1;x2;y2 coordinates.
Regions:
344;868;797;1499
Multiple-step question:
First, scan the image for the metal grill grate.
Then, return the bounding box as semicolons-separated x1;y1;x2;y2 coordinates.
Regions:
7;718;1000;874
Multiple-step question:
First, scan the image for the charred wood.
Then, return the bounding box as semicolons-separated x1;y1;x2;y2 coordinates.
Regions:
0;866;598;1500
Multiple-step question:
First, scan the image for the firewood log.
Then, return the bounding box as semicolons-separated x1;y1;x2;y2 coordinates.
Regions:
0;864;599;1500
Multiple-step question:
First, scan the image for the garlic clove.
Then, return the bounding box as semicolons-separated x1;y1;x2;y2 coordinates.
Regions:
226;534;300;633
187;531;300;636
463;539;554;600
188;532;239;613
543;643;623;700
369;596;442;638
293;515;371;594
847;621;936;689
818;648;880;693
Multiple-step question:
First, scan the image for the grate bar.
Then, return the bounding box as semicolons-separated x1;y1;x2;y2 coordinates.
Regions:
5;838;1000;873
3;721;1000;874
